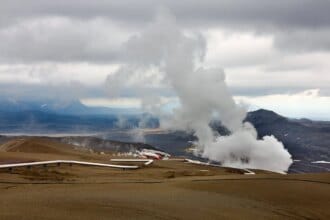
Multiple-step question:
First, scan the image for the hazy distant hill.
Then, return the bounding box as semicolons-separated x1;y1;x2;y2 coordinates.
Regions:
0;110;118;133
0;98;139;115
0;98;158;132
0;110;160;133
0;98;329;173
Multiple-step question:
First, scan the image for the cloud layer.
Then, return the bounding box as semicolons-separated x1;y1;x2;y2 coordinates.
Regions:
0;0;329;119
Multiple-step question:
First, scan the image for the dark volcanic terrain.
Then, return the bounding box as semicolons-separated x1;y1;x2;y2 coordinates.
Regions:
0;102;329;173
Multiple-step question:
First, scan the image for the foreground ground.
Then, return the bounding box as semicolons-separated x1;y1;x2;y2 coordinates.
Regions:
0;138;329;220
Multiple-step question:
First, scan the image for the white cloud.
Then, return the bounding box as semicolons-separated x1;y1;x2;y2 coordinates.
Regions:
81;97;141;108
0;16;131;63
204;29;275;68
0;63;119;86
81;96;177;109
235;89;330;120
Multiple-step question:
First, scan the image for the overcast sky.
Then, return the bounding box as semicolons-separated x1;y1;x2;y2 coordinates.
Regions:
1;0;329;119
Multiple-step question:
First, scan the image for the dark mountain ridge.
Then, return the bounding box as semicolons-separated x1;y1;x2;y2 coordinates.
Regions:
245;109;330;173
0;99;329;173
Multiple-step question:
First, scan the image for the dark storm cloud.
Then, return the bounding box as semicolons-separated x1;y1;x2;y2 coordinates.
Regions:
0;0;330;63
0;0;329;103
0;17;124;63
274;29;330;52
1;0;330;29
229;86;328;97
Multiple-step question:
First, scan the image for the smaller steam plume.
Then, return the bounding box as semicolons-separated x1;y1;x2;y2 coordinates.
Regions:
106;10;292;173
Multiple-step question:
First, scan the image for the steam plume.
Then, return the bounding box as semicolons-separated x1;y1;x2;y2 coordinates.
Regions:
106;10;292;173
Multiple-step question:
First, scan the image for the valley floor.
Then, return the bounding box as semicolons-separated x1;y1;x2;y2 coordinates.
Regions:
1;166;330;220
0;138;329;219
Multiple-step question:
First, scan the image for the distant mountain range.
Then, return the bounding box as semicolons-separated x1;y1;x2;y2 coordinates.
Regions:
0;98;329;173
0;98;139;115
0;98;156;132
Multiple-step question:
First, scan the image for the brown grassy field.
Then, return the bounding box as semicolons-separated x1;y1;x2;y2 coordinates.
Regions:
0;138;329;220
